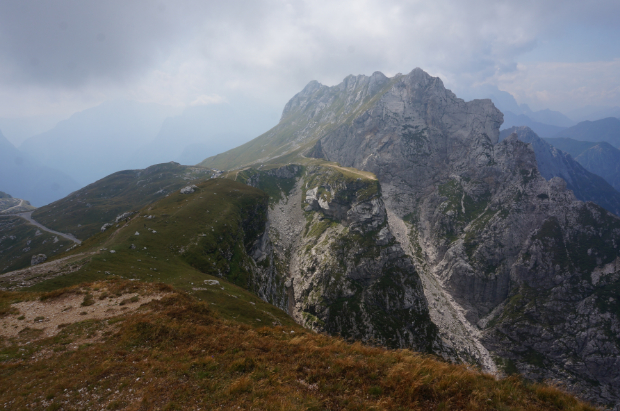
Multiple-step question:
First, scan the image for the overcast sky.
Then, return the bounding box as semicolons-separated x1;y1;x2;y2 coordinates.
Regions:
0;0;618;119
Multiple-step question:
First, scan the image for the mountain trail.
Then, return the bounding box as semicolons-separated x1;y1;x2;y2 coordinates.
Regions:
2;199;24;213
15;211;81;244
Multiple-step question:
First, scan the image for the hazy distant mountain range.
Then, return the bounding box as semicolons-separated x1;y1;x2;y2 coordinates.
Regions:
470;85;620;141
566;105;620;122
501;112;566;137
553;117;620;147
1;87;618;209
544;137;620;192
0;114;66;147
13;99;278;188
18;100;177;186
0;130;79;206
128;101;279;169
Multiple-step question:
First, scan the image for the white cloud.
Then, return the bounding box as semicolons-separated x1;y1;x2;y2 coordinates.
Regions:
494;59;620;112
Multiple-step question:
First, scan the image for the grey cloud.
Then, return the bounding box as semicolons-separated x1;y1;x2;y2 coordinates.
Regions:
0;0;619;115
0;0;223;87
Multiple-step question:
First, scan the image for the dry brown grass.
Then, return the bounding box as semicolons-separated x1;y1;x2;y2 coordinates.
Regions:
0;281;597;410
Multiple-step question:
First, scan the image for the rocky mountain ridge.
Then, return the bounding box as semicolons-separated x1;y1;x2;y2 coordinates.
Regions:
200;71;402;170
206;68;620;407
237;163;444;354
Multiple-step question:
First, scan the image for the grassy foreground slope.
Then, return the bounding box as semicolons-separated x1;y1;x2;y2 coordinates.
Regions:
0;280;595;410
32;162;214;241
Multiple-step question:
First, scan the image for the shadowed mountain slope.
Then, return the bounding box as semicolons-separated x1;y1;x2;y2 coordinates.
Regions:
0;130;79;207
573;141;620;192
544;137;620;193
500;126;620;215
542;137;597;158
555;117;620;147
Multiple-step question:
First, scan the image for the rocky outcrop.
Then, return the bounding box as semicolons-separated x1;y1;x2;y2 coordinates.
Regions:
30;254;47;266
310;68;503;215
180;185;198;194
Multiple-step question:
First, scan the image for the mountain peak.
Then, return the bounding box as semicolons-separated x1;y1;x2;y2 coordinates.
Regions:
202;67;504;172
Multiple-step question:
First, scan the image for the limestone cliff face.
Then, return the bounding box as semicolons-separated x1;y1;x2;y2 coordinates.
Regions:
301;69;620;406
311;67;503;213
239;164;442;353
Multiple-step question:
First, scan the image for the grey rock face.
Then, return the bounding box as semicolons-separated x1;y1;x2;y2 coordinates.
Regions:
220;67;620;406
311;68;503;211
245;164;443;353
200;72;399;170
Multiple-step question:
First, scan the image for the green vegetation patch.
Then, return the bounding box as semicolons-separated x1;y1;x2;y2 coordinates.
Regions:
234;165;301;205
303;165;380;207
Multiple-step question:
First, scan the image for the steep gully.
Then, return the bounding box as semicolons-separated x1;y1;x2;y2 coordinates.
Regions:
386;208;497;373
